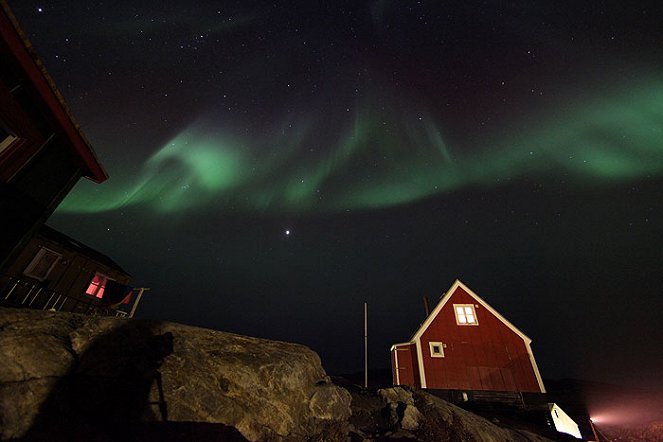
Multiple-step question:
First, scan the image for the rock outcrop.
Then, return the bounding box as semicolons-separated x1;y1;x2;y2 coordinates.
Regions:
347;384;557;441
378;386;424;430
0;307;351;441
411;389;554;441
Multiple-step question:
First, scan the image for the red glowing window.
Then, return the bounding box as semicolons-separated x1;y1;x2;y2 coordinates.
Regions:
85;273;109;298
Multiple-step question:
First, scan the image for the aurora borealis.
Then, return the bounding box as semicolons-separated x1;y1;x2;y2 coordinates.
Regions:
9;0;663;393
57;78;663;213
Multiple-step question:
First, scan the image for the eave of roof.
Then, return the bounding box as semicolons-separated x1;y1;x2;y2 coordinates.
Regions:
0;2;107;183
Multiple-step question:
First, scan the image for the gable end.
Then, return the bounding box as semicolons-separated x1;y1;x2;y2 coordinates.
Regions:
411;279;533;344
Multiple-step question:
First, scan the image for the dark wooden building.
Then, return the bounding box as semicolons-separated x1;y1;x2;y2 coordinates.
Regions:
1;225;133;315
0;2;107;274
391;279;546;393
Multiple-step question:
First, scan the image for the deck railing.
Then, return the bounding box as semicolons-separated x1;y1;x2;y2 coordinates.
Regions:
0;275;128;317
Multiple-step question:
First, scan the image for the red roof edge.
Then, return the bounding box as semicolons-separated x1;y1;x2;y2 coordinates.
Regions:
0;2;107;183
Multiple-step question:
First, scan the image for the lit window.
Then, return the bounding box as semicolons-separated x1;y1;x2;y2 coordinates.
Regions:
23;248;61;281
429;341;445;358
86;273;110;299
454;304;478;325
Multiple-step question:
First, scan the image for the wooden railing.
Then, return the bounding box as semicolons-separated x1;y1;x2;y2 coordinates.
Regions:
0;275;128;317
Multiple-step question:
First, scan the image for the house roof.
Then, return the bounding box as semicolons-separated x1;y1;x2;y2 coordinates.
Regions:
38;225;130;276
0;3;107;183
410;279;533;344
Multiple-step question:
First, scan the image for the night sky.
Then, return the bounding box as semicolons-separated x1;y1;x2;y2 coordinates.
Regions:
9;1;663;391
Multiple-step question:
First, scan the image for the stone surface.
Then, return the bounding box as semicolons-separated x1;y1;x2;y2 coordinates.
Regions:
413;390;554;442
377;386;415;406
348;385;557;441
309;382;352;421
378;387;422;431
400;404;423;431
0;308;351;441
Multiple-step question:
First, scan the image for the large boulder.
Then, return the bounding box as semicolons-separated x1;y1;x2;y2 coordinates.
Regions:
0;308;351;441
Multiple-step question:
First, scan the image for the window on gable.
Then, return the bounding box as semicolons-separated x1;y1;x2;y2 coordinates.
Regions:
23;247;61;281
429;341;445;358
85;273;110;299
454;304;478;325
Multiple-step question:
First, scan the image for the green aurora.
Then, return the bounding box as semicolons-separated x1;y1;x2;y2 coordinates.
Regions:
58;80;663;214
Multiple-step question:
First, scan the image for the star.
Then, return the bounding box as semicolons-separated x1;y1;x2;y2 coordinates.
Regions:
285;229;290;235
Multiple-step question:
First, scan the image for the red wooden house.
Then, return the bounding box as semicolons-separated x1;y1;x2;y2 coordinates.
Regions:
0;4;145;318
391;280;545;393
0;3;107;274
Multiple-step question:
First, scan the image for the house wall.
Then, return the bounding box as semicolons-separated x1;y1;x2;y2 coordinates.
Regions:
391;343;420;387
10;139;81;208
0;6;105;275
418;286;542;392
0;27;84;273
0;139;82;274
4;233;130;311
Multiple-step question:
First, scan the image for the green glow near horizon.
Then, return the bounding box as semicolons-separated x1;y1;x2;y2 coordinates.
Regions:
57;80;663;215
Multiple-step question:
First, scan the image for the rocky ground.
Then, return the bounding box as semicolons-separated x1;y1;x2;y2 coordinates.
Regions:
0;307;607;441
335;378;567;442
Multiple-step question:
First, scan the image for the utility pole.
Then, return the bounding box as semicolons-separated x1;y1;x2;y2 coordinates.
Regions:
364;301;368;390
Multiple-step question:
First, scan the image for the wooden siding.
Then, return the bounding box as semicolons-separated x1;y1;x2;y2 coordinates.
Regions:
419;286;542;392
0;4;107;273
5;234;130;307
10;140;80;208
392;343;419;387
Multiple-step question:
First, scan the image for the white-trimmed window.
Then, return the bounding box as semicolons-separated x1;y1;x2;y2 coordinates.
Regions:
85;273;110;299
454;304;478;325
429;341;445;358
23;247;61;281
